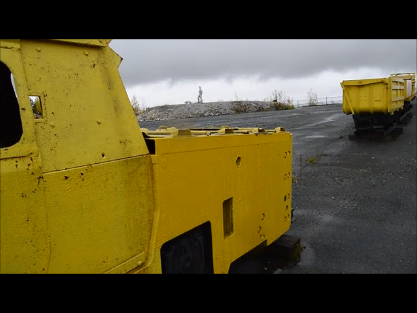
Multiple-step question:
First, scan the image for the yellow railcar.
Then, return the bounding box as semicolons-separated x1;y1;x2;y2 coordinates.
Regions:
341;73;415;133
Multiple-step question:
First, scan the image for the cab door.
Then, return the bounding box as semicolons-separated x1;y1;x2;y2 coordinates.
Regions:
0;40;50;273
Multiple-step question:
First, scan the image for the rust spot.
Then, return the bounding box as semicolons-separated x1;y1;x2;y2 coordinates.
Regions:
64;176;69;180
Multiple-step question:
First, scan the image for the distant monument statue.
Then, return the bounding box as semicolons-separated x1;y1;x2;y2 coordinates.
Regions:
197;86;203;103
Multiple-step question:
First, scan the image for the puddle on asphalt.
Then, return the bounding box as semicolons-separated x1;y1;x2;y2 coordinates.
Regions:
305;135;327;138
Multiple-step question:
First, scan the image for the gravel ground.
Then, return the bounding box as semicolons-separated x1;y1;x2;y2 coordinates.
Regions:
137;101;273;121
139;102;417;274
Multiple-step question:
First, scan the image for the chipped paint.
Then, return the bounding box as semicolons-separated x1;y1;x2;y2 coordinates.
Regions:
1;39;293;274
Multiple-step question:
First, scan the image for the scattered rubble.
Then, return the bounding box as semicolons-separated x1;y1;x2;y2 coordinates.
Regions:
136;101;273;122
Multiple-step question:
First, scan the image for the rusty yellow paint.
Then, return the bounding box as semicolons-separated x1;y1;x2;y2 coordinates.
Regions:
42;156;155;274
19;39;149;173
0;151;50;273
1;42;50;272
1;39;293;274
1;39;154;273
341;76;405;115
130;127;293;274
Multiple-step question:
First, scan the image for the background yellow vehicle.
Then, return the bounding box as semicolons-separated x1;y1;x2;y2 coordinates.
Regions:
0;39;299;274
341;73;415;135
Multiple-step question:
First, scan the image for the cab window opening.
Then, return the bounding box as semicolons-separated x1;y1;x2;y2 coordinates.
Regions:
0;61;23;149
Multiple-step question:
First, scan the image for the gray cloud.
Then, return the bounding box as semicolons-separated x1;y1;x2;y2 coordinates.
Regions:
109;40;416;88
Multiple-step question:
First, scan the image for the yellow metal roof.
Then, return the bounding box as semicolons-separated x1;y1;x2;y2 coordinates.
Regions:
49;39;112;46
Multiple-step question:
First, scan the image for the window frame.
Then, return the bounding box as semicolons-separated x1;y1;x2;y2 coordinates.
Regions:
0;43;39;160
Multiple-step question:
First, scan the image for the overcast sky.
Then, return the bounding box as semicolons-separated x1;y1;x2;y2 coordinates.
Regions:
109;40;416;107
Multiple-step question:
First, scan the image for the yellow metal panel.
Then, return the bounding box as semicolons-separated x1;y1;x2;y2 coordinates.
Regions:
341;78;387;86
0;39;20;49
1;43;50;273
18;39;149;173
49;39;111;47
391;73;415;101
132;129;292;274
389;77;405;112
42;156;155;274
105;253;146;274
1;38;295;274
341;77;405;115
0;155;50;273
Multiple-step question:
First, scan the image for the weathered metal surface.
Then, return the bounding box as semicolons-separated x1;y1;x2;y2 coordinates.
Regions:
41;157;155;274
18;39;150;173
0;149;50;273
49;39;112;47
132;127;293;274
341;77;406;115
1;39;154;273
1;39;294;274
391;73;415;102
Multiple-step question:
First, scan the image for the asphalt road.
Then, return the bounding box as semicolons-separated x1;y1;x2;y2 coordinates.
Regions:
140;103;417;274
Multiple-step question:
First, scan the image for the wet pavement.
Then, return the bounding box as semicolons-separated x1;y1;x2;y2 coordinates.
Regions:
140;103;417;274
